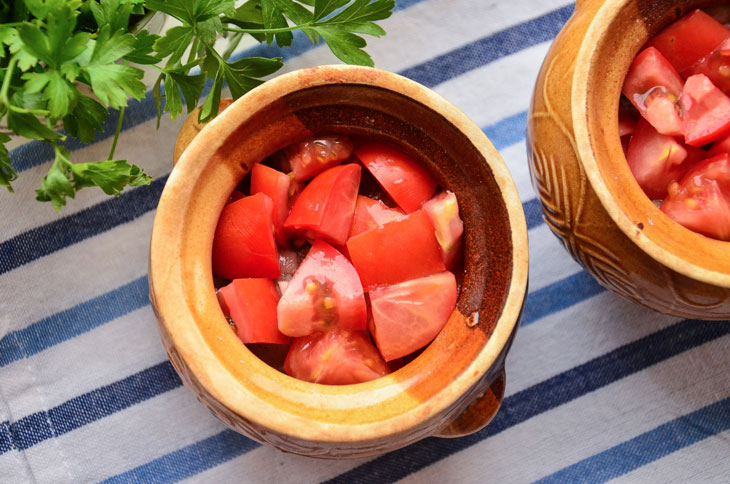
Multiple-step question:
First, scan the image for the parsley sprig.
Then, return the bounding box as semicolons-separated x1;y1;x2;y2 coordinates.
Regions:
0;0;393;211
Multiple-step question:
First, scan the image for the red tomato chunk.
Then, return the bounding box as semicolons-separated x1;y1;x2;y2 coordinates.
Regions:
369;271;457;361
217;279;290;345
354;142;437;213
680;74;730;147
348;195;405;238
284;164;361;245
422;191;464;269
212;192;280;279
287;136;354;181
347;209;446;290
284;329;390;385
250;163;292;246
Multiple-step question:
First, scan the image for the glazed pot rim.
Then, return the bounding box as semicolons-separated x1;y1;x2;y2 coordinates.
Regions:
572;0;730;289
149;65;529;443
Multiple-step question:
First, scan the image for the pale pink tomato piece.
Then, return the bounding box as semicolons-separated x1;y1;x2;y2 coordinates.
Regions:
368;271;457;361
422;190;464;269
287;136;354;181
277;240;367;337
348;195;405;239
284;329;390;385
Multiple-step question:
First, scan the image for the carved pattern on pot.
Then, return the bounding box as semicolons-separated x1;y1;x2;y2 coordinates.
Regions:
528;54;642;305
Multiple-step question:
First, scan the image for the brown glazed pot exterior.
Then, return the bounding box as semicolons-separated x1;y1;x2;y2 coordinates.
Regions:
528;0;730;319
150;66;529;458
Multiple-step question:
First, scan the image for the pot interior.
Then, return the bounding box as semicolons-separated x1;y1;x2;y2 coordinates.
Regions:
577;0;730;284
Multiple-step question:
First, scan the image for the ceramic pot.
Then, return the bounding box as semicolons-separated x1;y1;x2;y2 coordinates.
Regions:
527;0;730;319
149;65;529;458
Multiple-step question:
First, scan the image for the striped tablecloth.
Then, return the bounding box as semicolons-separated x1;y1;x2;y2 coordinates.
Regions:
2;1;730;483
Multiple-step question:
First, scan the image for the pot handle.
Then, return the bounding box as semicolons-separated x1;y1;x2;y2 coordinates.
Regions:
435;367;506;438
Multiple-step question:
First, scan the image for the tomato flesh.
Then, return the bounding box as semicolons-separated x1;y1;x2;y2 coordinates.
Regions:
622;47;684;137
354;142;437;213
348;195;405;239
368;271;457;361
250;163;292;246
284;164;361;245
347;209;446;290
287;136;354;181
422;191;464;269
284;329;390;385
212;193;280;279
647;9;730;73
217;279;290;345
277;240;367;337
660;155;730;241
683;38;730;95
680;74;730;146
626;118;703;199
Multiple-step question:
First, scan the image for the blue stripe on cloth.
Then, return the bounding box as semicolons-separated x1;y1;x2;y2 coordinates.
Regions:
0;361;180;455
322;319;730;484
99;430;259;484
535;396;730;484
400;5;574;88
521;270;605;326
8;0;424;174
98;318;730;484
484;111;528;151
0;175;166;276
0;276;149;368
524;198;543;230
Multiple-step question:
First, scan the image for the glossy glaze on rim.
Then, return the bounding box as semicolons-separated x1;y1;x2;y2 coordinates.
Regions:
573;0;730;288
149;65;528;449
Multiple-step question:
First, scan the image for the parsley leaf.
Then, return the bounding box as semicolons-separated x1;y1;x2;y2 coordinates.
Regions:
63;95;108;144
0;133;17;193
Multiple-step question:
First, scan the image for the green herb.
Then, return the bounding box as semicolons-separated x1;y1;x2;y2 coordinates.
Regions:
0;0;393;211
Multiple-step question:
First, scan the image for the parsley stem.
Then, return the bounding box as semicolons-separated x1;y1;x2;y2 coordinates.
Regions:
222;25;306;35
108;107;125;160
1;57;51;116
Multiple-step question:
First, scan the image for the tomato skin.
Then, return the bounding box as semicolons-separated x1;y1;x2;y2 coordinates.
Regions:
277;240;367;337
422;191;464;269
287;136;354;181
348;195;405;239
622;47;684;136
284;329;390;385
347;210;446;290
626;118;703;199
284;164;361;245
368;271;457;361
660;153;730;241
683;38;730;95
708;131;730;157
212;193;280;279
680;74;730;147
647;9;730;73
354;142;437;213
217;279;290;345
250;163;292;246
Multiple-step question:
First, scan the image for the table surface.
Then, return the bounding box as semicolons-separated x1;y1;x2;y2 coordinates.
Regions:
2;1;730;483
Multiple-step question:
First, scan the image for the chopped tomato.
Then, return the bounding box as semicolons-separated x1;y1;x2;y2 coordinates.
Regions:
680;74;730;146
284;164;361;245
347;210;446;290
217;279;290;345
368;271;457;361
287;135;354;181
626;118;703;199
212;193;280;279
422;191;464;269
348;195;405;238
354;142;437;213
647;9;730;73
250;163;292;246
277;240;367;337
660;154;730;240
683;38;730;96
622;47;684;136
284;329;390;385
